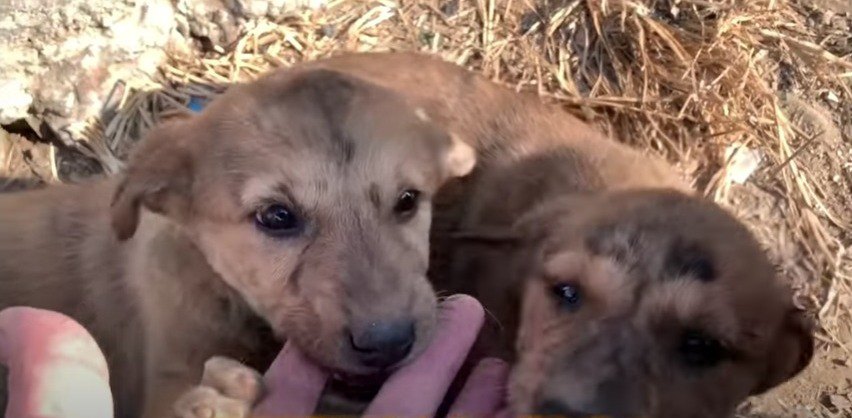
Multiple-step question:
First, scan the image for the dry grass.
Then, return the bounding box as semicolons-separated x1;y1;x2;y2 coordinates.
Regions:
90;0;850;346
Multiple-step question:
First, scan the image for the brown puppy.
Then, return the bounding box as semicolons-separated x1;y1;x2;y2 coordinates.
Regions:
0;68;476;417
447;163;813;417
176;52;813;418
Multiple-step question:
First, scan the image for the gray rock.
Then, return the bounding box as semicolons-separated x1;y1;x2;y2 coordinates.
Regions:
229;0;328;19
175;0;326;48
0;0;324;170
176;0;244;47
0;79;33;125
0;0;181;149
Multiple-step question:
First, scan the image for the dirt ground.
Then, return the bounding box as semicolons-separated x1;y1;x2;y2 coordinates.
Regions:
1;0;850;416
736;1;852;416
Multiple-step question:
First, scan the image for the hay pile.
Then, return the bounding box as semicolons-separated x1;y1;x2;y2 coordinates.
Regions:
93;0;850;346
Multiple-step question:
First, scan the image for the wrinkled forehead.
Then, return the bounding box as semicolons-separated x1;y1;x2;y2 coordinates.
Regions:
233;140;439;207
198;85;448;208
538;192;785;335
540;192;759;256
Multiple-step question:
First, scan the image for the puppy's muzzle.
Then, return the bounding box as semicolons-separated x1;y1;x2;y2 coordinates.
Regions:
534;349;646;418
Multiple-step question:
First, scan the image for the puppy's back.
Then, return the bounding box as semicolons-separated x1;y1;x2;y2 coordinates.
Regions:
0;182;116;308
297;53;683;188
0;179;147;416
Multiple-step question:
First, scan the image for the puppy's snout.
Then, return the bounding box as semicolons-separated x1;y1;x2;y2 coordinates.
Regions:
349;319;415;369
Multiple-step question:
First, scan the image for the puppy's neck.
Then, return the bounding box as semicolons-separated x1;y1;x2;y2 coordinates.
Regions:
126;209;280;364
130;210;238;299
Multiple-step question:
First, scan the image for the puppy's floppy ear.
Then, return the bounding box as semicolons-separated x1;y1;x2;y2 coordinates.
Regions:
442;133;476;178
752;307;815;394
111;120;197;240
512;195;590;245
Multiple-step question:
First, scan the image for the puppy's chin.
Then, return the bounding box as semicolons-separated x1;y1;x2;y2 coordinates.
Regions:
332;370;391;388
329;361;387;377
325;368;396;406
333;345;423;377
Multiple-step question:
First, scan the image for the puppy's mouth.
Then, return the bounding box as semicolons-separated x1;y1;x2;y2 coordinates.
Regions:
328;342;425;395
332;371;390;385
331;356;409;383
327;370;392;403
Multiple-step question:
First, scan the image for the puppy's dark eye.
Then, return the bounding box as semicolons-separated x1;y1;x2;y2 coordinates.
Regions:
255;204;302;237
679;330;727;368
550;283;582;312
394;190;421;218
680;257;715;282
668;244;716;282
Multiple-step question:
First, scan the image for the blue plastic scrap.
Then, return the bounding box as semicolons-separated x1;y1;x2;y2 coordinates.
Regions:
187;96;208;113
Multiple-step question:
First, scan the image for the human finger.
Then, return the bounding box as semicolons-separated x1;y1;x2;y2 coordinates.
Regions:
447;357;510;418
363;294;485;417
0;307;112;418
253;341;328;416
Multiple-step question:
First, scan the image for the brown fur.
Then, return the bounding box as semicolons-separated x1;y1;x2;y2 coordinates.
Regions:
0;51;812;417
0;67;476;417
299;52;814;416
450;187;813;417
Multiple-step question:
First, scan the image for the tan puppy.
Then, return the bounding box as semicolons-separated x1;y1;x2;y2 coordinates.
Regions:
445;166;813;417
0;68;476;417
175;52;813;418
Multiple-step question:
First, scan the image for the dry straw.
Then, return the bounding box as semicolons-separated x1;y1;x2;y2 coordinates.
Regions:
92;0;851;345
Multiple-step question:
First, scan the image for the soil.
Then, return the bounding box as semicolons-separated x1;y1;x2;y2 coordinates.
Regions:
730;97;852;418
740;341;852;418
736;0;852;414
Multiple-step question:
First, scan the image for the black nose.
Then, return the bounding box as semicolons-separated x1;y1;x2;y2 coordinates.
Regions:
349;319;415;369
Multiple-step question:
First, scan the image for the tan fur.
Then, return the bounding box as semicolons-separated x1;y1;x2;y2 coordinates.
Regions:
0;67;475;418
479;191;814;417
0;51;812;417
171;53;811;417
297;52;813;416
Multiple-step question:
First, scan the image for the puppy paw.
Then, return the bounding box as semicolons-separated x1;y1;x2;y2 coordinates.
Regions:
200;357;264;402
173;386;250;418
173;356;264;418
